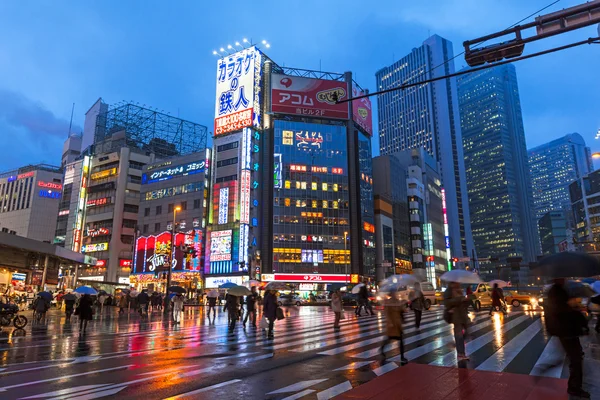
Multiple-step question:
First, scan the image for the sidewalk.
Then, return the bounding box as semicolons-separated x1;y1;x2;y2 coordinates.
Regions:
334;363;568;400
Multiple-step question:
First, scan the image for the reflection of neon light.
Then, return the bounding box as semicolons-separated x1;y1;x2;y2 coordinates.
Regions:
441;189;452;270
218;187;229;224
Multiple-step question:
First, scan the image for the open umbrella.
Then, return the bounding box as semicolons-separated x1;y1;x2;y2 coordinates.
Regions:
351;283;366;294
228;285;251;296
245;279;260;287
219;282;238;289
63;293;77;301
74;286;98;295
581;278;597;284
440;270;481;284
378;274;418;292
535;252;600;278
565;281;596;298
207;290;219;298
37;291;53;301
593;281;600;294
168;286;186;294
265;281;293;290
488;279;509;288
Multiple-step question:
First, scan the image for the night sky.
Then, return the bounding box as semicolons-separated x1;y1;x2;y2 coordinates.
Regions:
1;0;598;171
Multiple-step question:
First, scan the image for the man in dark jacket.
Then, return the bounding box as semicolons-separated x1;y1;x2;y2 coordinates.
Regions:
137;290;150;316
263;290;278;337
545;278;590;399
357;285;373;316
244;286;258;327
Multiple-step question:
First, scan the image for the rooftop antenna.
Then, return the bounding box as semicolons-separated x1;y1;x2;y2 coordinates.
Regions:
67;103;74;137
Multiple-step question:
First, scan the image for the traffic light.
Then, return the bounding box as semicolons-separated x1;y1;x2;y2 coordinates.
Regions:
452;258;459;263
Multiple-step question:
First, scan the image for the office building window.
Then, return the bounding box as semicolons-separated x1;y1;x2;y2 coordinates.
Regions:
144;207;150;217
181;201;187;211
217;142;239;152
168;204;174;213
194;199;201;209
142;224;149;234
154;223;161;232
156;205;162;215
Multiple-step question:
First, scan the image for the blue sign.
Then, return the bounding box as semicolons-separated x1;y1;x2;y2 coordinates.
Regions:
142;161;205;184
39;190;60;199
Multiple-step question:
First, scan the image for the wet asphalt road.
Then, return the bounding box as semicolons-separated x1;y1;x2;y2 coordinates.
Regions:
0;304;597;400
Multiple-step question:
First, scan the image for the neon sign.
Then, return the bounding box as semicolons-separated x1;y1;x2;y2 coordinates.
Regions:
119;259;133;267
38;181;62;190
86;197;110;207
141;161;205;184
17;171;34;180
81;242;109;253
90;168;117;180
58;210;69;216
240;171;251;224
296;131;323;149
87;227;110;237
39;190;60;199
441;188;452;270
210;230;232;261
96;260;107;267
274;154;283;189
218;187;229;224
363;221;375;233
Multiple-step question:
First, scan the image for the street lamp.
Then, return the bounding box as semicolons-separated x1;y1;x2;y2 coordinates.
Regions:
344;231;348;283
164;205;181;313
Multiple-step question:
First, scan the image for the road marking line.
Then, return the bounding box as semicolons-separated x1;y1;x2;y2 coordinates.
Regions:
333;361;375;371
19;385;113;399
316;380;353;400
280;389;316;400
163;379;242;399
267;379;329;394
530;336;565;378
372;362;398;376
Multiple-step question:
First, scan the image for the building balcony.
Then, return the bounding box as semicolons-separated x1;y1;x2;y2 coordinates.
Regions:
411;226;421;235
410;214;421;222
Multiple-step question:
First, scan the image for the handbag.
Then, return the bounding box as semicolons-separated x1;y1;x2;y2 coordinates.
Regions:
276;307;285;320
260;316;269;329
340;312;346;320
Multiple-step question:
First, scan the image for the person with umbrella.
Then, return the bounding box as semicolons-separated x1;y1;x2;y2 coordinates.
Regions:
331;288;343;330
118;292;128;314
77;294;94;333
171;292;185;324
409;282;426;329
243;286;258;328
443;278;472;361
63;293;77;320
380;289;407;364
206;290;218;320
33;292;51;322
357;283;374;317
137;289;150;317
224;291;239;330
262;289;278;338
489;283;507;316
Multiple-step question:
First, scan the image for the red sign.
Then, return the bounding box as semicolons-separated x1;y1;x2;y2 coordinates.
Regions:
214;109;253;136
38;181;62;190
363;221;375;233
73;229;81;252
351;85;373;136
96;260;107;267
86;197;110;207
87;227;110;237
271;74;349;119
272;273;350;283
119;259;132;267
17;171;34;180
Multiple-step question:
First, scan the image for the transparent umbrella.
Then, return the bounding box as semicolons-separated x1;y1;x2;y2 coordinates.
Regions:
378;274;418;292
440;270;481;284
488;279;509;288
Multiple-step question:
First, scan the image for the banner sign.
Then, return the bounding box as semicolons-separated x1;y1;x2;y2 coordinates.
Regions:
271;74;349;119
81;243;109;253
270;273;350;283
351;85;373;136
142;161;205;184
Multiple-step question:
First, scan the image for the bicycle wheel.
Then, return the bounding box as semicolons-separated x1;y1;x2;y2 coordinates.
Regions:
13;315;27;329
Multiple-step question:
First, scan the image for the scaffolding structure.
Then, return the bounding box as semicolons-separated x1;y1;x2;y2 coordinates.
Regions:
274;65;367;92
95;103;208;158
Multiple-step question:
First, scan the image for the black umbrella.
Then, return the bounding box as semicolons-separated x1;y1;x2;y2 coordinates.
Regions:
565;281;596;298
168;286;186;294
63;293;77;301
535;252;600;278
37;291;53;301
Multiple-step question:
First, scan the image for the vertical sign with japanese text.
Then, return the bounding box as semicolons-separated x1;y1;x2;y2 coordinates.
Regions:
351;84;373;136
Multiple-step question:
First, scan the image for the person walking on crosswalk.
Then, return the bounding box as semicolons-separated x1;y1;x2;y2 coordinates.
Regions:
409;282;426;329
444;282;470;361
489;283;507;316
331;289;343;330
380;290;408;364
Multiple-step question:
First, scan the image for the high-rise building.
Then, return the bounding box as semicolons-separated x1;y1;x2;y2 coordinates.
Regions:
58;102;207;285
375;34;473;263
538;211;569;255
570;169;600;250
528;133;593;221
0;164;63;242
61;134;82;168
207;46;375;291
457;64;539;272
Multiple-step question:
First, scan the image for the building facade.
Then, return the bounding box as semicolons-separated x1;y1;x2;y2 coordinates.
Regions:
538;211;568;255
570;169;600;250
207;46;374;291
375;34;473;264
528;133;593;222
132;150;211;291
0;164;63;242
457;64;539;270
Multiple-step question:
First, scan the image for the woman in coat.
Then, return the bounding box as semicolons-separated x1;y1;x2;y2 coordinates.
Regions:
224;294;239;330
171;293;184;324
262;290;278;337
444;282;471;361
77;294;94;332
380;290;407;364
409;282;426;329
331;289;343;330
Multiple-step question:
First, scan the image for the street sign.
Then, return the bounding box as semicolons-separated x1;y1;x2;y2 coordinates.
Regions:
381;262;392;267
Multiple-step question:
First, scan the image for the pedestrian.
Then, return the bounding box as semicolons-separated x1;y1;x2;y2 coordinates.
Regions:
409;282;426;329
97;292;107;313
489;283;507;316
137;289;150;316
545;278;590;398
465;285;475;310
77;294;94;333
357;284;374;316
171;293;184;324
118;293;128;314
224;293;239;330
444;282;471;361
591;294;600;333
262;289;278;338
243;286;258;327
56;291;64;311
33;294;49;322
380;290;407;364
207;294;217;319
64;295;76;320
331;289;343;330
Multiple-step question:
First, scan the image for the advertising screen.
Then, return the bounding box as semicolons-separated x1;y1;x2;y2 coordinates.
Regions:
210;230;232;261
133;231;197;273
81;243;108;253
271;74;349;119
351;84;373;136
214;46;262;136
141;161;205;184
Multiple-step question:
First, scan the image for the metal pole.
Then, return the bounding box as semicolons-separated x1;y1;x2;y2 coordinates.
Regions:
164;207;179;314
40;255;49;291
344;232;348;283
73;264;79;288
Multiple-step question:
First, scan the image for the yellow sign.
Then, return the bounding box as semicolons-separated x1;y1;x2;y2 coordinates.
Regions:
350;274;359;284
91;168;117;180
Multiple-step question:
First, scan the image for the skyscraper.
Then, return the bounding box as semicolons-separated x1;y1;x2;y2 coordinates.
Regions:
528;133;593;221
457;64;539;269
375;34;473;261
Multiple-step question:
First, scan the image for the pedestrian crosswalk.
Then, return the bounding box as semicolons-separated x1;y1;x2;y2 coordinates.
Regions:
4;306;599;400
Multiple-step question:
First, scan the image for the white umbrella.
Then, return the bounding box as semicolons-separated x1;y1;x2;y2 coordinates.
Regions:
228;285;251;296
378;274;418;292
207;290;219;298
489;279;509;288
351;283;365;294
265;281;293;290
440;270;481;284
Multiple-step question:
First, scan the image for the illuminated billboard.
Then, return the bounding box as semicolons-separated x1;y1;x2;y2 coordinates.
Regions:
81;243;108;253
133;231;199;273
351;84;373;136
214;46;262;136
218;187;229;224
210;230;232;261
141;161;205;184
271;74;349;119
